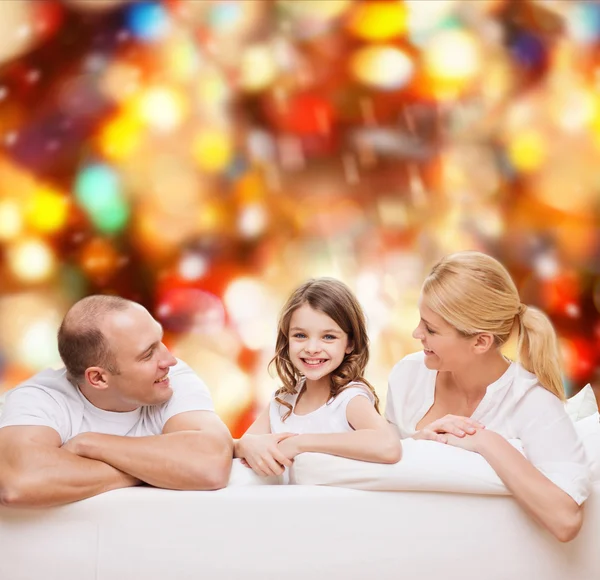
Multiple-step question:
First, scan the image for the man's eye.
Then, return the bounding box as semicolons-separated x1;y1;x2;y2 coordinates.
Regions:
143;351;154;360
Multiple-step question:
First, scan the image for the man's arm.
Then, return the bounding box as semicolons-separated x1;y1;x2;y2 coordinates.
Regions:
0;426;140;508
65;411;233;490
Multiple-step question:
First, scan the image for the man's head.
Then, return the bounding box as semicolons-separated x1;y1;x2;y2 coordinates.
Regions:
58;295;177;411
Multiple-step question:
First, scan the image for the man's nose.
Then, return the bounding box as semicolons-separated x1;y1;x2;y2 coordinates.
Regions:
158;344;177;367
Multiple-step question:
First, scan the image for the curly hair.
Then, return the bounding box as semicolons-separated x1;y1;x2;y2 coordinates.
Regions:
269;278;379;421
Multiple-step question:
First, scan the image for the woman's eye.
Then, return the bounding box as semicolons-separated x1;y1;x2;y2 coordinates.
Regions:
425;327;435;335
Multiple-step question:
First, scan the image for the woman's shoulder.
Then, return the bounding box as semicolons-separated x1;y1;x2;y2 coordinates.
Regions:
389;351;429;383
510;364;565;411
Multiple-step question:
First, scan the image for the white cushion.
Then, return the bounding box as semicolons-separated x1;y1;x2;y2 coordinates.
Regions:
565;384;598;421
577;412;600;481
291;413;600;492
227;459;279;487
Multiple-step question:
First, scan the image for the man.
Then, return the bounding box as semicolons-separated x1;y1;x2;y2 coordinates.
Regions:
0;295;233;507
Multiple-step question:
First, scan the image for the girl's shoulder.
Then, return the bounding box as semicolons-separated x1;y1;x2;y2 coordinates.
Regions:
330;382;375;407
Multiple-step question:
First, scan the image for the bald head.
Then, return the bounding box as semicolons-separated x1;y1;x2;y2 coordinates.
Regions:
58;295;135;384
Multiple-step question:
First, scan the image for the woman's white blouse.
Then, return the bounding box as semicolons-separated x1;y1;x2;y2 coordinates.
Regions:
269;382;374;435
385;351;592;504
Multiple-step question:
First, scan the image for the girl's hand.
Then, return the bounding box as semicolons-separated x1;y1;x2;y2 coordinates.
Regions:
237;433;297;477
413;414;485;444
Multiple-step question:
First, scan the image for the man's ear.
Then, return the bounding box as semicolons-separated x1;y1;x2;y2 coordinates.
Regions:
473;333;495;354
345;341;355;355
84;367;109;390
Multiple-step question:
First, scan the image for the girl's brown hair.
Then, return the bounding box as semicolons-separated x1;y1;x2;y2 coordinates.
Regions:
270;278;379;420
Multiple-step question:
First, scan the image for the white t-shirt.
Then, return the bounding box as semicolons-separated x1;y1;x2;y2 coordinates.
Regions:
385;351;592;504
0;359;214;444
269;381;375;435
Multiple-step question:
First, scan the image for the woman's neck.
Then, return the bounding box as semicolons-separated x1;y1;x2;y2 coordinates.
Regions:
444;352;511;401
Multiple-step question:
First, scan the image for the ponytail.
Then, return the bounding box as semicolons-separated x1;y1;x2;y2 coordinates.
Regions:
517;305;565;401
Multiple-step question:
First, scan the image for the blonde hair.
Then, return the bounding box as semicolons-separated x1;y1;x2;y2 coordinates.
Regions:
422;251;565;400
270;278;379;421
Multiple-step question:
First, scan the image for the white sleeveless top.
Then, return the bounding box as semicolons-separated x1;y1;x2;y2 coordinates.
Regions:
269;381;375;435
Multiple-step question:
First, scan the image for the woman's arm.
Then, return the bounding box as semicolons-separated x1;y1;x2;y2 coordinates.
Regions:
234;404;296;476
449;429;583;542
279;396;402;464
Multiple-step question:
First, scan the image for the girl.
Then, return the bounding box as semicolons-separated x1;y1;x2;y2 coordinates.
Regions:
235;278;401;477
385;251;592;542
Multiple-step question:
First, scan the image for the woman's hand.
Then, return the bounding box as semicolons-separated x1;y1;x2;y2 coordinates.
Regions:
413;415;485;444
277;435;303;462
237;432;297;477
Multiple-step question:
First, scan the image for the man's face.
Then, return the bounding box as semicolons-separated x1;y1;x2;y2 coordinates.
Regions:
99;304;177;410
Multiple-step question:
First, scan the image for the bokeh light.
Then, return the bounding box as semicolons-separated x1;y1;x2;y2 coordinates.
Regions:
0;0;598;422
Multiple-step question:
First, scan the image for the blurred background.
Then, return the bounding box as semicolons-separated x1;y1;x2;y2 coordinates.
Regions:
0;0;599;436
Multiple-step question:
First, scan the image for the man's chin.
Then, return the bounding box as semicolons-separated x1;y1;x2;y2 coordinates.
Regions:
150;386;174;405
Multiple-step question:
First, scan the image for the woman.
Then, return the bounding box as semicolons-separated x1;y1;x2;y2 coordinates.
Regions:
385;251;592;542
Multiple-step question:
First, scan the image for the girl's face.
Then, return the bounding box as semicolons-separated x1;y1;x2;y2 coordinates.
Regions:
412;296;476;372
288;303;353;387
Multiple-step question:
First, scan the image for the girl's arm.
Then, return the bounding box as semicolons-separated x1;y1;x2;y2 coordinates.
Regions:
234;404;296;477
449;429;584;542
279;396;402;464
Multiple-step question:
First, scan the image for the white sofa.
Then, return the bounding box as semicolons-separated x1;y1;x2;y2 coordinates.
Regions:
0;475;598;580
1;394;599;580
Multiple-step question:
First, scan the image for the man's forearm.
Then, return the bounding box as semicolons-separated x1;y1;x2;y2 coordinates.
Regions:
72;431;232;490
0;446;139;508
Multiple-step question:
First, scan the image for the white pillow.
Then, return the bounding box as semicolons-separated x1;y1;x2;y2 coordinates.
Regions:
291;413;600;493
290;438;512;494
565;384;598;421
227;458;280;487
576;412;600;482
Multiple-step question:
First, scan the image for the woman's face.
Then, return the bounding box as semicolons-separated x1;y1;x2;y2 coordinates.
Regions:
412;296;476;372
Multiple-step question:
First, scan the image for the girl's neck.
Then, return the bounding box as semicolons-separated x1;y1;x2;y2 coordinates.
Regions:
301;376;332;399
444;352;511;400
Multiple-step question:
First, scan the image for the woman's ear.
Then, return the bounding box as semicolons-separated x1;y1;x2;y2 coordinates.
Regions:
473;333;494;354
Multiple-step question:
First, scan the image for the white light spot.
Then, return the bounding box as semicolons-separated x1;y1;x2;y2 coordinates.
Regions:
4;132;18;146
565;303;580;318
27;70;41;84
0;86;7;101
178;254;208;280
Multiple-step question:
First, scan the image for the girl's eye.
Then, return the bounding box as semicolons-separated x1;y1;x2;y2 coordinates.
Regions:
323;335;337;340
292;333;306;339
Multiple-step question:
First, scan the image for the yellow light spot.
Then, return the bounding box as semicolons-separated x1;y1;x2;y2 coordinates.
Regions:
26;186;69;234
8;238;55;283
347;1;408;41
0;199;23;241
99;113;142;161
508;130;546;172
192;129;233;173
